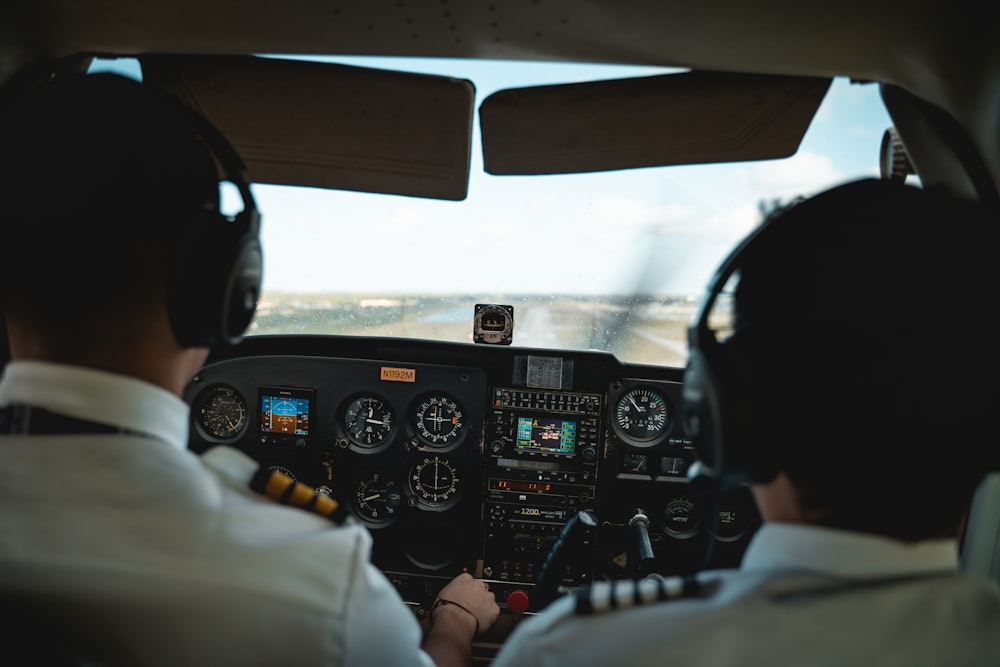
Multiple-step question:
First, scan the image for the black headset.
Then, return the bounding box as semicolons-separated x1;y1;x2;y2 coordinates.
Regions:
152;81;263;349
2;71;262;349
681;210;776;494
681;179;888;493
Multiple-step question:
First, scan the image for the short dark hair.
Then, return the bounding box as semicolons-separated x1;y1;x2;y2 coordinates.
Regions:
730;179;999;539
0;73;220;349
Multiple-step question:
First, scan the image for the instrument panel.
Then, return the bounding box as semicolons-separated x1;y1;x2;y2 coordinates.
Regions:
183;336;760;621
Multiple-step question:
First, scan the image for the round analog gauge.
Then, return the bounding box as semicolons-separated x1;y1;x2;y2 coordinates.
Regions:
344;394;395;449
710;489;757;543
663;496;700;539
622;452;649;474
195;384;248;440
409;455;461;510
614;386;671;445
413;394;465;447
353;473;403;527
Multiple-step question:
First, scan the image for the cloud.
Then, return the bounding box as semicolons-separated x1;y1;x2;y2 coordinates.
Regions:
743;150;843;199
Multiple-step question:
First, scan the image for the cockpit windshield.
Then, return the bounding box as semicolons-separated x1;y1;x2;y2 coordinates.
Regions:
94;56;895;366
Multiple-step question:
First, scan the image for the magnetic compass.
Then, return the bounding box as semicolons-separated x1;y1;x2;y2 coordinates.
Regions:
473;303;513;345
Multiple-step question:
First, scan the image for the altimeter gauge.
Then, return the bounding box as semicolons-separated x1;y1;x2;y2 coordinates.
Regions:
343;394;395;449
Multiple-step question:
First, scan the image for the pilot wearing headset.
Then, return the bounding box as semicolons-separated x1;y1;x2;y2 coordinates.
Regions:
492;178;1000;666
0;72;497;667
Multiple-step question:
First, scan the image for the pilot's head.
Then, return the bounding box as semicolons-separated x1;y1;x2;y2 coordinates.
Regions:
0;72;261;352
683;178;999;539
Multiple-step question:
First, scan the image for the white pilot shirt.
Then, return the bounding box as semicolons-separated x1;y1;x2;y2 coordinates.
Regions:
0;360;436;667
492;522;1000;667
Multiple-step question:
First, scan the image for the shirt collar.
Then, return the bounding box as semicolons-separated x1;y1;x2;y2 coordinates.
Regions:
741;521;960;578
0;360;189;450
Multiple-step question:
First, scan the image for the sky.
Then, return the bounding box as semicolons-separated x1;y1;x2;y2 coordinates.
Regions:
93;56;894;297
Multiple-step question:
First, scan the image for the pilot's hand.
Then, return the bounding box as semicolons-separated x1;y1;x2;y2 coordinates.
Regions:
433;572;500;635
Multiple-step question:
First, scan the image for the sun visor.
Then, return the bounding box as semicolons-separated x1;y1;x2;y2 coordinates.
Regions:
141;55;475;200
480;71;830;175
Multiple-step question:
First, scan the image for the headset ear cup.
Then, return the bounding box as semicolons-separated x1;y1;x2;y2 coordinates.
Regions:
167;211;261;348
0;72;262;350
682;346;725;478
684;329;781;492
223;234;262;342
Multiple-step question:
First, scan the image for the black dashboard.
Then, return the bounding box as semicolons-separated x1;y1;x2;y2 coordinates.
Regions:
183;335;759;627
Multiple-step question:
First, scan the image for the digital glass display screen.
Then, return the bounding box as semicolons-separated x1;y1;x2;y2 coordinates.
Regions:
515;416;576;454
259;386;313;436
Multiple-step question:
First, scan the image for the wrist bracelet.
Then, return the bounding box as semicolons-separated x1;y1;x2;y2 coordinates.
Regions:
432;597;480;635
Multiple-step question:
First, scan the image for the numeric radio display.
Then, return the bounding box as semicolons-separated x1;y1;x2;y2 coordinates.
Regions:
511;506;570;521
490;479;554;493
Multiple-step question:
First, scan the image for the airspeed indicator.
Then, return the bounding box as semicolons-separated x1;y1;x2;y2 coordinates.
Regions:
614;386;671;446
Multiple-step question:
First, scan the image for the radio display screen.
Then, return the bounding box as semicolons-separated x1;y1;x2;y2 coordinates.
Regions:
515;416;576;454
491;479;553;493
260;386;313;436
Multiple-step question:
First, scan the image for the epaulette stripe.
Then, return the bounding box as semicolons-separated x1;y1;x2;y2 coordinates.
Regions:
614;579;638;609
249;466;346;524
588;581;612;613
637;577;661;604
574;575;707;615
288;481;316;507
664;576;685;599
310;493;340;517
